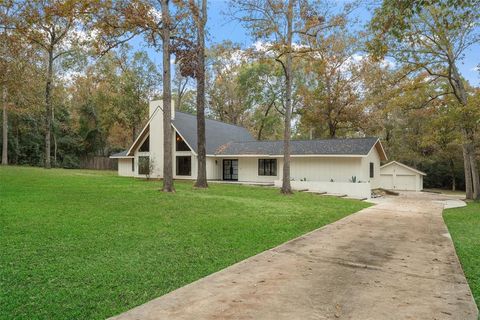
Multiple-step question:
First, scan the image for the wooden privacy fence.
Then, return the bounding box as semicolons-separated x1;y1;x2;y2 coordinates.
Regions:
79;156;118;170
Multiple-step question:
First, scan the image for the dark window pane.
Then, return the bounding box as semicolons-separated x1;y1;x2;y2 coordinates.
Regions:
139;136;149;152
176;133;190;151
176;156;191;176
258;159;277;176
370;162;374;178
131;158;134;172
224;159;238;181
138;156;150;175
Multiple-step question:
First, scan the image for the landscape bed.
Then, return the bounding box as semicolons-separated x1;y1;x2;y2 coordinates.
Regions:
444;202;480;309
0;166;369;319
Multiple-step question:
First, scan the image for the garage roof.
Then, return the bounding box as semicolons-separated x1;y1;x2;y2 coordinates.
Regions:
109;150;133;159
380;161;426;176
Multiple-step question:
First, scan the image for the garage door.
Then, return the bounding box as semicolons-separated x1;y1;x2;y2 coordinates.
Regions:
380;174;394;189
380;162;424;191
395;175;416;191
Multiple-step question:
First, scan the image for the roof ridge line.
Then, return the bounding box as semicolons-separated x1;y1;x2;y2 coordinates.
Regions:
227;137;379;143
175;111;252;130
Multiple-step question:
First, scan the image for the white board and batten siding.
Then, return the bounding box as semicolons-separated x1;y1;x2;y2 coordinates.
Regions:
290;157;362;183
212;155;376;186
274;180;372;199
271;148;383;199
362;146;381;188
379;161;426;191
238;157;281;183
118;158;134;177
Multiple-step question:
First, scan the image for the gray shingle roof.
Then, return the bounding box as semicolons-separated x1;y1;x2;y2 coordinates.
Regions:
110;150;130;158
214;137;380;156
173;111;255;154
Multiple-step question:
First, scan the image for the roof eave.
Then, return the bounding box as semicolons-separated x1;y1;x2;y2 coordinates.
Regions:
380;161;427;176
373;139;388;161
126;106;163;156
171;123;198;156
209;154;368;158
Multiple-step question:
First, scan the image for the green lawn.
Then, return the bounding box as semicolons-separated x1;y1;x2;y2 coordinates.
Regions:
0;166;369;319
444;202;480;308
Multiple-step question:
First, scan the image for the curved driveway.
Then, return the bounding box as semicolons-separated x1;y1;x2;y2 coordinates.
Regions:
110;192;478;320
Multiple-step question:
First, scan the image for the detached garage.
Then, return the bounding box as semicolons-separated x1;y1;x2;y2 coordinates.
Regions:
379;161;426;191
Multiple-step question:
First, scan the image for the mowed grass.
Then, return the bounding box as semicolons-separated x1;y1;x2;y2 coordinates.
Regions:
0;166;370;319
444;202;480;308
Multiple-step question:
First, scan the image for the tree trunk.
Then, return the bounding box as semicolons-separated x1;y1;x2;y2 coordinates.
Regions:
14;119;18;163
176;86;182;113
176;75;187;112
257;100;274;140
449;158;456;191
467;145;479;200
328;120;336;138
1;22;7;166
161;0;175;193
462;143;473;199
468;143;480;200
1;85;7;165
194;0;208;188
281;0;294;195
450;62;478;199
53;134;57;167
44;47;53;169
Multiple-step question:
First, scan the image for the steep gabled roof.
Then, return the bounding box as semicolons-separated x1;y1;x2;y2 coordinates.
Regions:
172;111;255;154
125;106;163;156
214;137;387;159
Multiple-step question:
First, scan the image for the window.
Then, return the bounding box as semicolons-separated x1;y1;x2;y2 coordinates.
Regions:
138;156;150;175
176;133;190;151
258;159;277;176
370;162;374;178
131;158;134;172
176;156;191;176
139;136;149;152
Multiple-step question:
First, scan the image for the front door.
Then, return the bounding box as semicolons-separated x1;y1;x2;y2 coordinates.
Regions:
223;159;238;181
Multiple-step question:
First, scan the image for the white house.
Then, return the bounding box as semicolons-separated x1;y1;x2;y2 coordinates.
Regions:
379;161;426;191
110;101;389;198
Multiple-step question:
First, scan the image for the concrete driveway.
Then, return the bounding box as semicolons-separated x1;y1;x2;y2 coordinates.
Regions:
110;192;478;320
